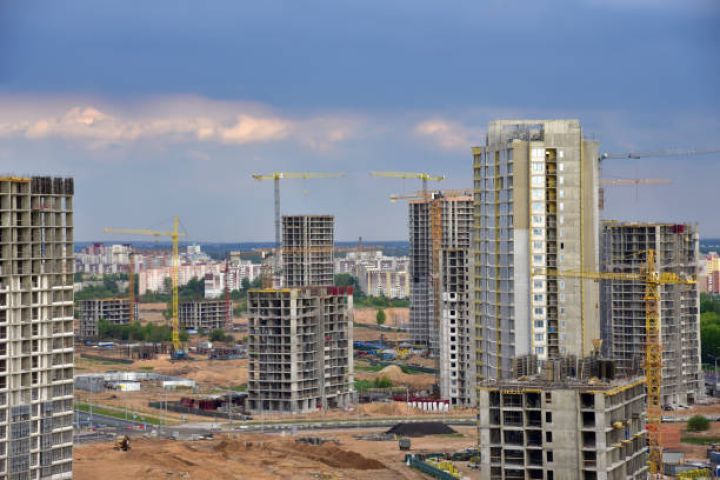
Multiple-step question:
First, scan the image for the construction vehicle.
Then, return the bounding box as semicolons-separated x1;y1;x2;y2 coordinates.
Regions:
104;217;188;360
533;248;696;476
114;435;130;451
398;438;411;451
251;172;344;280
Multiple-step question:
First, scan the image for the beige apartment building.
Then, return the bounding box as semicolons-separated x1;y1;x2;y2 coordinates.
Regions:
473;120;600;381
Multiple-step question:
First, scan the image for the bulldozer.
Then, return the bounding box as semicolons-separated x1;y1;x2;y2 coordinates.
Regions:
114;435;131;452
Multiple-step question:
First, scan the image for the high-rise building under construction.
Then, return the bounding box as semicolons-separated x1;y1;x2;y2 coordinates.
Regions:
409;192;473;359
600;221;703;406
282;215;334;287
0;176;74;479
473;120;600;381
248;214;354;413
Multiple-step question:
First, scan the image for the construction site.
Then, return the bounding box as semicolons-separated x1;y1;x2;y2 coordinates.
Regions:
49;121;715;479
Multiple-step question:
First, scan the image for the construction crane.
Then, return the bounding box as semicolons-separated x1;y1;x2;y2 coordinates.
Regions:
372;171;446;359
104;217;188;360
371;171;445;200
251;172;345;276
598;148;720;209
390;188;472;203
533;249;696;477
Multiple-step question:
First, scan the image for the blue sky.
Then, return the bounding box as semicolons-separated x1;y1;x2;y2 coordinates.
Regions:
0;0;718;241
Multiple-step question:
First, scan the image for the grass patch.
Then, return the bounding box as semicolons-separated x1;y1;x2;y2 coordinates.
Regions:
75;402;166;426
681;435;720;445
229;384;247;392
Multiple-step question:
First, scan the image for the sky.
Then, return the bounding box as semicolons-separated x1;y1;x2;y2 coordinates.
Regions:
0;0;718;242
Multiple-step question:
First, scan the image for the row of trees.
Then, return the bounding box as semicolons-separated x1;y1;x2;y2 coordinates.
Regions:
701;293;720;363
98;319;189;343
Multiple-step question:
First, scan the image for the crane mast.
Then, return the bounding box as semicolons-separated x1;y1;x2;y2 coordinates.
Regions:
251;172;344;283
104;216;187;358
534;249;695;476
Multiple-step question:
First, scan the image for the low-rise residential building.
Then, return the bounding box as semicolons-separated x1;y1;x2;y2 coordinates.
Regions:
178;299;230;330
77;298;138;338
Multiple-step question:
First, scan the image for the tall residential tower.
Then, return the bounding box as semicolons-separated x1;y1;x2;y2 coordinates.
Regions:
473;120;600;381
600;221;703;405
0;176;75;479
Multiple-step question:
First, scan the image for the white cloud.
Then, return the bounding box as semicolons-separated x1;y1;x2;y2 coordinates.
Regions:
414;119;479;151
0;96;355;150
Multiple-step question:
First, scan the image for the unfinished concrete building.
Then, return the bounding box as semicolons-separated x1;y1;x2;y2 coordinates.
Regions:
76;297;138;338
477;360;647;480
282;215;334;287
0;176;75;479
246;286;354;413
436;192;476;407
178;299;229;331
600;221;702;406
473;120;600;382
409;191;473;360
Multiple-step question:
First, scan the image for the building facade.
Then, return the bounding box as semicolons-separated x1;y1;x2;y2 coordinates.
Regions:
477;376;647;480
600;221;703;405
76;298;137;338
247;286;354;413
178;299;229;331
282;215;334;287
358;267;409;298
409;191;473;356
0;176;75;479
473;119;600;381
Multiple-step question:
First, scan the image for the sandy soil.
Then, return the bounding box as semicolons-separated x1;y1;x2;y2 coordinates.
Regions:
356;365;436;390
354;307;409;328
76;354;248;388
74;427;477;480
138;303;168;324
353;326;408;342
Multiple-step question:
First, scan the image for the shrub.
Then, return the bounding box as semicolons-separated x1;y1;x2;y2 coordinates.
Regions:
687;415;711;432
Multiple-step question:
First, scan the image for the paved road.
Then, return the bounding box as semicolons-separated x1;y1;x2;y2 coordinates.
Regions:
75;411;145;429
172;416;477;434
75;409;477;441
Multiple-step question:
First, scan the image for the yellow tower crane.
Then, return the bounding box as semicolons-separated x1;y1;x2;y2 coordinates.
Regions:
104;217;188;359
533;249;696;477
251;172;344;280
372;171;446;357
370;171;445;200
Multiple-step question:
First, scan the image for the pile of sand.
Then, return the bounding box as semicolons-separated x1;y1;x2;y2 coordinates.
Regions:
356;364;435;389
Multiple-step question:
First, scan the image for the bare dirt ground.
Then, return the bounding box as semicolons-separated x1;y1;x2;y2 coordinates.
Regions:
659;400;720;461
76;354;248;388
74;427;477;480
354;307;409;328
356;365;436;390
138;303;167;324
353;326;408;342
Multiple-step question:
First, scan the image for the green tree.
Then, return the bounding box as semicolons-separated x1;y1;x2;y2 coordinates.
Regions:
687;415;710;432
376;308;386;326
373;376;393;388
209;329;230;343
